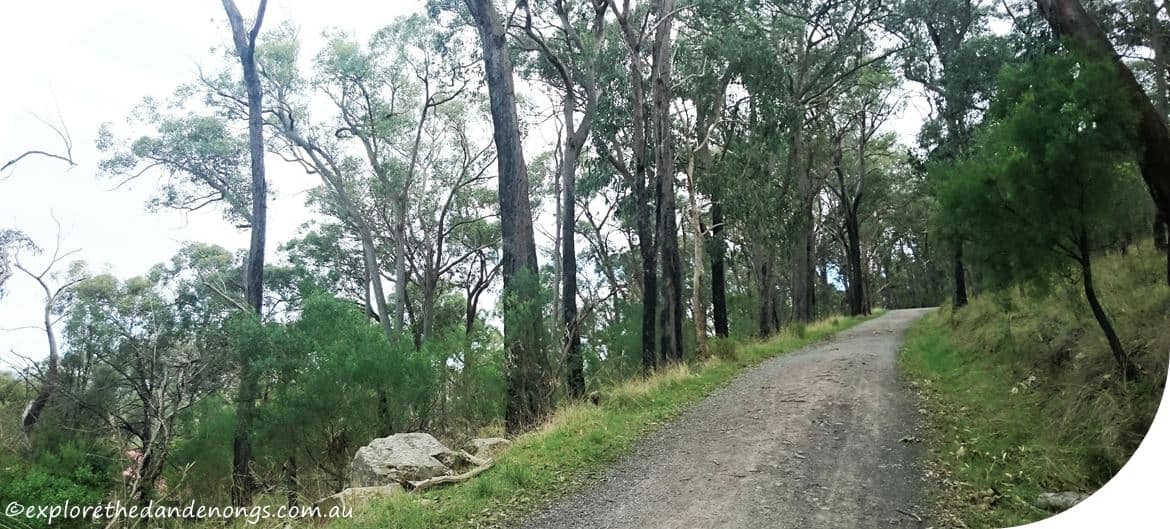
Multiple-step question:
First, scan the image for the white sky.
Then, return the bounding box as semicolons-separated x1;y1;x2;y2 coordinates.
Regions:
0;1;927;368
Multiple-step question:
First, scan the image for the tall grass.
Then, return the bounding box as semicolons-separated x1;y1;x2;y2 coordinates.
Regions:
900;244;1169;528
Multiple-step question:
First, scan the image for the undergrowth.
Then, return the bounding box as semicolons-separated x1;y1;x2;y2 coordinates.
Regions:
327;312;877;529
900;244;1169;528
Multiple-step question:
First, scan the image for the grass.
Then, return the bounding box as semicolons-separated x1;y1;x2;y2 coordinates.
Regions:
899;245;1169;528
329;312;879;529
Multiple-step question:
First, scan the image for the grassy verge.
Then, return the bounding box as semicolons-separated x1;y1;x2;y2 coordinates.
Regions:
332;312;879;529
899;246;1169;528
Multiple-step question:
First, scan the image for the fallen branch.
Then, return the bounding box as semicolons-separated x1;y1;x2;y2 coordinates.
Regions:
896;508;923;522
405;460;494;493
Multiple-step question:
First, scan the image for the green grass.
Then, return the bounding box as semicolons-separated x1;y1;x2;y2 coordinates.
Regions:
899;245;1169;528
330;312;878;529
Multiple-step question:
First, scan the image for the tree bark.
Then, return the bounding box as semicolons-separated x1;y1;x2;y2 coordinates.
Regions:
710;200;729;337
751;244;777;337
845;213;864;315
789;121;817;323
1035;0;1170;219
953;245;968;308
222;0;268;508
562;143;584;398
465;0;548;432
652;0;684;363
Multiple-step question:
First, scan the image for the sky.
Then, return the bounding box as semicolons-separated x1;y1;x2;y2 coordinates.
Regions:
0;1;930;369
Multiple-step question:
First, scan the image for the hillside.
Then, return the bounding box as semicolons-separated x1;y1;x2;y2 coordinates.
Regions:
900;244;1170;528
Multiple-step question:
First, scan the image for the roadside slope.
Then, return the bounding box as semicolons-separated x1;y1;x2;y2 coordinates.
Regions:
518;309;931;529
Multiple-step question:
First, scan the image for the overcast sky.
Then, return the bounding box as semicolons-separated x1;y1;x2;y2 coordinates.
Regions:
0;1;929;368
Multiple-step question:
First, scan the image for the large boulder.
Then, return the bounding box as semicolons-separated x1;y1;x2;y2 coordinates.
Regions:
349;433;461;486
314;484;404;514
468;437;511;459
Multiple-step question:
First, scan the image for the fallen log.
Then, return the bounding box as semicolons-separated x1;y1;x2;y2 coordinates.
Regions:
404;460;494;493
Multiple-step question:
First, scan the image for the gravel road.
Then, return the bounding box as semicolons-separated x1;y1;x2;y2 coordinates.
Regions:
518;308;933;529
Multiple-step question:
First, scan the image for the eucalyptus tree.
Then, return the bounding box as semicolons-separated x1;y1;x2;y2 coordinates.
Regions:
599;0;659;371
243;24;398;343
405;104;499;344
221;0;272;500
513;0;609;396
649;0;686;362
899;0;1010;308
750;0;900;323
823;71;898;315
1;227;86;436
317;15;473;333
463;0;551;432
58;246;237;502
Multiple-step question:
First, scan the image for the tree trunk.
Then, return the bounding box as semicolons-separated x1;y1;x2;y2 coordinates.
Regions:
710;200;729;337
284;455;298;508
1034;0;1170;219
686;156;708;356
465;0;548;433
1155;213;1169;286
752;244;777;337
222;0;268;508
562;144;584;399
845;212;865;316
20;295;59;435
652;0;684;363
1078;232;1133;378
953;245;968;308
613;2;658;373
789;122;816;323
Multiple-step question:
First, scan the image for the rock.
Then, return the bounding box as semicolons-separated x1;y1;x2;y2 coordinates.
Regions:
468;437;511;458
314;484;403;514
1036;491;1090;512
349;433;461;486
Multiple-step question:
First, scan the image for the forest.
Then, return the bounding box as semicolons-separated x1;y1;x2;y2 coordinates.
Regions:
1;0;1168;527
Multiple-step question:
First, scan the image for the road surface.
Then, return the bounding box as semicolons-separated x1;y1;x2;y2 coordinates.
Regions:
519;308;933;529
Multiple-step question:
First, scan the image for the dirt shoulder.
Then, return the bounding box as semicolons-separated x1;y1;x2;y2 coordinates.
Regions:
517;309;933;529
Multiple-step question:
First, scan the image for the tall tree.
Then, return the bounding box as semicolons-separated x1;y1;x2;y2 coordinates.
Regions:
463;0;550;432
900;0;1008;307
604;0;659;372
651;0;684;362
759;0;896;322
221;0;268;507
518;0;609;398
825;74;897;316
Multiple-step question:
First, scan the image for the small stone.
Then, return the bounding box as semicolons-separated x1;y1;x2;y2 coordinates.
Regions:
1036;491;1090;512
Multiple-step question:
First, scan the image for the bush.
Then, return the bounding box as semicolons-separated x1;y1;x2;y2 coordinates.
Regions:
0;443;116;529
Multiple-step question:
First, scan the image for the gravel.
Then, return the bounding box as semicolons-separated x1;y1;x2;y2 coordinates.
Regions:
516;308;934;529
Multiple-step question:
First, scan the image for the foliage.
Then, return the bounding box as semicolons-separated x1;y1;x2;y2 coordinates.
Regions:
0;443;117;529
937;50;1148;287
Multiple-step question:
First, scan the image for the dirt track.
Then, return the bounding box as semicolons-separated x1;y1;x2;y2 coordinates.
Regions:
518;309;933;529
